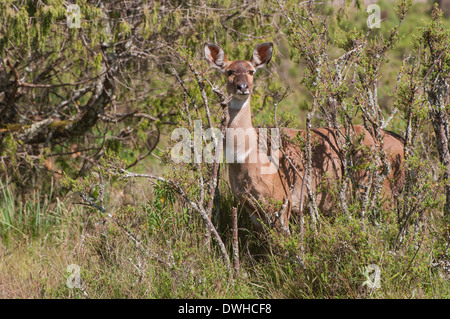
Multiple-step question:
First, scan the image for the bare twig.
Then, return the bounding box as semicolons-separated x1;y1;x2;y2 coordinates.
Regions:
231;207;240;275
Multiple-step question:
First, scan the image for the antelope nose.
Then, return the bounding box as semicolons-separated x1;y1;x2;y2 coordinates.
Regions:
237;83;248;92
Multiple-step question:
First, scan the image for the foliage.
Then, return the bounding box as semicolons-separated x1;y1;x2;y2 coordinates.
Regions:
1;0;450;299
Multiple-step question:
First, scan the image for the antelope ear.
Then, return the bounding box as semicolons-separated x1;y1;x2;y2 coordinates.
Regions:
250;42;273;70
204;42;228;72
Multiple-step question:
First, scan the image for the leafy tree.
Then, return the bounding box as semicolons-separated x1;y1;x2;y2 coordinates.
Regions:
0;0;279;196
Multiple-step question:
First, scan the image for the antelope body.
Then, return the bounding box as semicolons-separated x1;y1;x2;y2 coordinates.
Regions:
204;42;405;233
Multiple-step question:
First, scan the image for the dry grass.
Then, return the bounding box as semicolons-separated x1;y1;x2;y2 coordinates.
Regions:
1;176;449;299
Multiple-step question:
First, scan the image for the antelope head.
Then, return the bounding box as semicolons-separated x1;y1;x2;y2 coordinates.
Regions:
204;42;273;102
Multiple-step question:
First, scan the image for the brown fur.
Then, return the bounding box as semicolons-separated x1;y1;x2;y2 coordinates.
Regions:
205;42;405;233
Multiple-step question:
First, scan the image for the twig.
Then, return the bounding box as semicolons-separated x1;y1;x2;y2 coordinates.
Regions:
305;113;319;232
76;192;169;266
231;207;240;275
116;168;232;271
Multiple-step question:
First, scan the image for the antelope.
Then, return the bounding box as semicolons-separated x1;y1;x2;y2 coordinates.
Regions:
204;42;405;234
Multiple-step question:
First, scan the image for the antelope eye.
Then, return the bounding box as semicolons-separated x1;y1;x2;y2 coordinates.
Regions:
226;70;234;76
248;70;255;76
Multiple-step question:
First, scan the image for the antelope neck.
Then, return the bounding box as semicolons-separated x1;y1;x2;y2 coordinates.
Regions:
226;96;276;178
226;96;259;165
228;97;253;129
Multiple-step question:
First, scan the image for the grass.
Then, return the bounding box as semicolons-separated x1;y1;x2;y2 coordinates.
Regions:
0;181;257;298
1;177;449;299
0;184;64;241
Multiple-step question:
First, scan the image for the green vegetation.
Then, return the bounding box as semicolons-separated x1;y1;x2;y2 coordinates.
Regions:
1;177;449;298
1;0;449;299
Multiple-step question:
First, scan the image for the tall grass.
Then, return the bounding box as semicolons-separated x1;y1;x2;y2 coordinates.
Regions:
0;176;449;298
0;183;64;241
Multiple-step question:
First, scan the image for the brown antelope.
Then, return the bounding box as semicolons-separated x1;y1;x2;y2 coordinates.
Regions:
204;42;405;234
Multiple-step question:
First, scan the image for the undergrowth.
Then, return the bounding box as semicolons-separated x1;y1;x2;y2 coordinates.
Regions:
1;178;449;298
